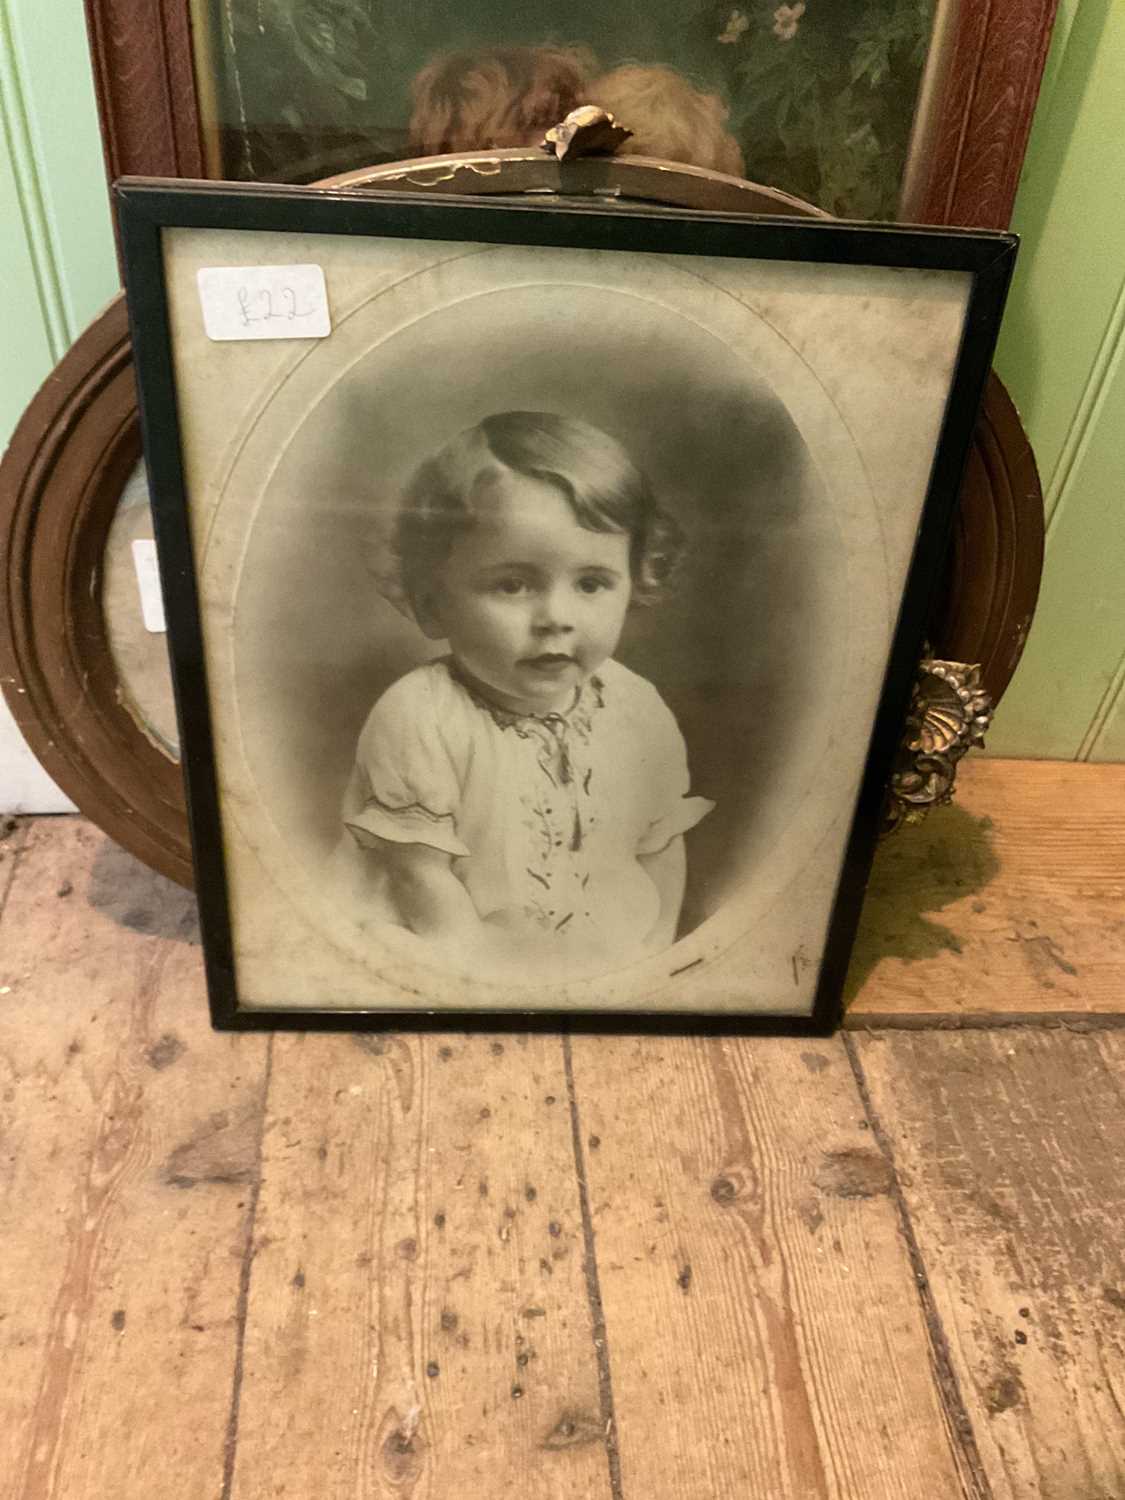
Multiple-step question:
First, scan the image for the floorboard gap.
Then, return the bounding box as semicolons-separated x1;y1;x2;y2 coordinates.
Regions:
846;1012;1125;1032
842;1033;993;1500
220;1033;275;1500
562;1031;624;1500
0;815;32;928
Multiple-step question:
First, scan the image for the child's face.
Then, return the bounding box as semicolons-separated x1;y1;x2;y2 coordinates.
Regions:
423;469;632;714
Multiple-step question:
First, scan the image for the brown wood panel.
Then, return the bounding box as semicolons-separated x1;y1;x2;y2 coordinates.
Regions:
229;1031;613;1499
854;1028;1125;1498
930;373;1045;701
917;0;1060;228
568;1032;973;1497
849;758;1125;1024
0;820;268;1500
83;0;205;181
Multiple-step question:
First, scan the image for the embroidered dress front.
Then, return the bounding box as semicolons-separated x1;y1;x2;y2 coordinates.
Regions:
342;656;713;958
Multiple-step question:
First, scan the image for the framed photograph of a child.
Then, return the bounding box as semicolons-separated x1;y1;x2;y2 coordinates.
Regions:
118;180;1014;1031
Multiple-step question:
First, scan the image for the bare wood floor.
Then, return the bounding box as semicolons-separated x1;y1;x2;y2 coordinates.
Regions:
1;759;1122;1498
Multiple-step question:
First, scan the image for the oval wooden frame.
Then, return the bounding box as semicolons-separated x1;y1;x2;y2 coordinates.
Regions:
0;156;1042;888
0;294;192;883
321;148;834;214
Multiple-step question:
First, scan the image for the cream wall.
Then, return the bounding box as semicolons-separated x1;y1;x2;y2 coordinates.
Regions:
0;2;1121;811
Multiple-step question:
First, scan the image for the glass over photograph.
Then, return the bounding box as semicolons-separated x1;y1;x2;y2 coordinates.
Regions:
118;187;1013;1024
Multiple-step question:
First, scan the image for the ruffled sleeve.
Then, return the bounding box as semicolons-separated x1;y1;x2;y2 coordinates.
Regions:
342;667;470;858
634;685;715;857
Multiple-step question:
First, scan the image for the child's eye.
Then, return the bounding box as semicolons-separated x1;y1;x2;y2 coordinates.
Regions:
492;577;526;596
577;574;613;594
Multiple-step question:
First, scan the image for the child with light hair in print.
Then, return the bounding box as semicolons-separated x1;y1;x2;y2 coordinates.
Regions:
406;45;744;182
588;63;745;178
408;45;594;156
340;411;714;979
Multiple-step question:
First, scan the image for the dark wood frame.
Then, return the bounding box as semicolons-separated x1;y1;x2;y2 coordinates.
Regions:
117;178;1016;1030
913;0;1060;228
83;0;1059;231
83;0;206;183
0;295;193;884
931;371;1044;690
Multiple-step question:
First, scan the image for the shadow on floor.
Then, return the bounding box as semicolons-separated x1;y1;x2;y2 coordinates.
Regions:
844;803;1000;1007
87;834;200;944
81;805;998;1021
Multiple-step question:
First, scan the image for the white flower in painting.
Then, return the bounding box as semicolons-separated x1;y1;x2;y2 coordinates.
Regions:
772;2;806;41
718;8;751;44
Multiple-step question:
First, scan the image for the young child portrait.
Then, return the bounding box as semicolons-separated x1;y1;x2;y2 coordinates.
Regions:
337;411;714;981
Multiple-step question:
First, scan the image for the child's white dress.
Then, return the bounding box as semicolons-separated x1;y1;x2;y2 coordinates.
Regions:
342;657;713;960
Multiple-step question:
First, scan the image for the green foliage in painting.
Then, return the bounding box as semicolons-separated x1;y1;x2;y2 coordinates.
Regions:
702;0;936;217
209;0;935;216
215;0;402;178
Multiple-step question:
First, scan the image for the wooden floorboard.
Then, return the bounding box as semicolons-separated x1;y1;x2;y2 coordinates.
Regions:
568;1032;971;1498
853;1028;1125;1500
2;787;1123;1497
228;1031;613;1499
0;821;269;1500
848;759;1125;1023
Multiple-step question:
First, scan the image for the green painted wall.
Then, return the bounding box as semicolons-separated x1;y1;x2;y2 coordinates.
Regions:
0;0;119;391
0;0;119;808
1;1;1122;805
990;0;1125;760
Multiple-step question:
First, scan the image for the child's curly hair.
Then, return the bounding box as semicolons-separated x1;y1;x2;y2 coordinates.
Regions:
408;45;595;156
589;64;745;178
392;411;683;618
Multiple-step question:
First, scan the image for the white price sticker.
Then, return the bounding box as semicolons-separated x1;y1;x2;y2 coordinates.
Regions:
196;264;332;342
132;539;167;633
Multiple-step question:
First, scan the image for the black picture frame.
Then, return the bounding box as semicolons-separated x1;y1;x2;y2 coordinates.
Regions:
116;178;1015;1034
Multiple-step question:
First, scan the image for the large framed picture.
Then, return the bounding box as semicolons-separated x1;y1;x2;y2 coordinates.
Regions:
118;181;1013;1029
87;0;1059;230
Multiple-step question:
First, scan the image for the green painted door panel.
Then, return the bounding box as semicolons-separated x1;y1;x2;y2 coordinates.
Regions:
993;0;1122;509
988;0;1125;760
3;0;119;334
0;145;57;439
0;0;118;359
0;0;118;809
992;335;1125;758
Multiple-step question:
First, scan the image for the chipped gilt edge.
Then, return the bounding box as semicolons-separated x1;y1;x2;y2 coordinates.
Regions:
882;658;993;836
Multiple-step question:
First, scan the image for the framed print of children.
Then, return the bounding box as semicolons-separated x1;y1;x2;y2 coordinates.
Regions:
338;411;714;981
